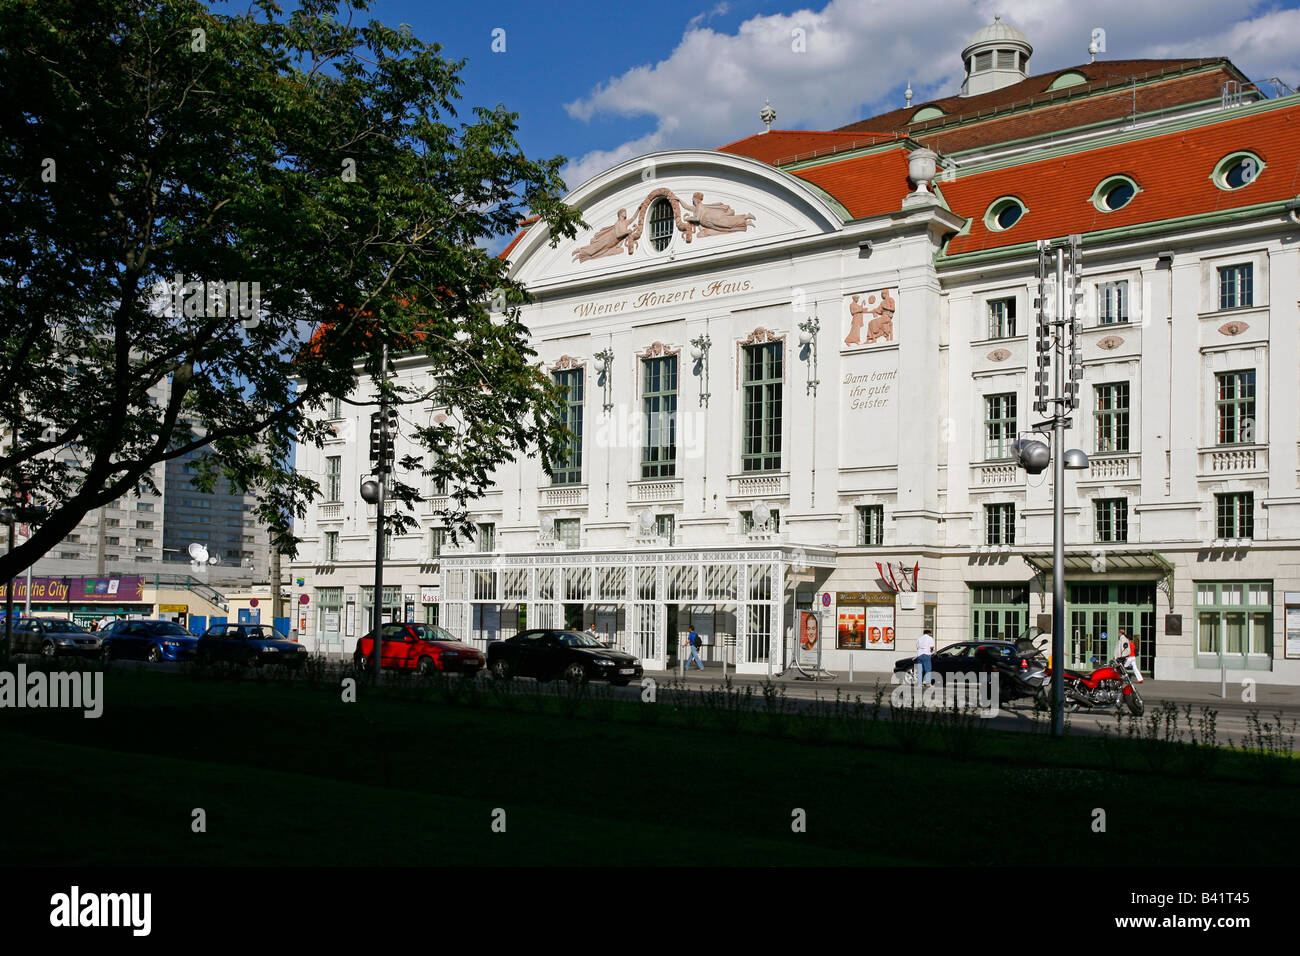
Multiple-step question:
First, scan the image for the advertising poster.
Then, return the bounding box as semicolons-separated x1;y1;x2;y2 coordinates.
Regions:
837;591;897;650
837;609;865;649
1286;606;1300;659
798;611;821;666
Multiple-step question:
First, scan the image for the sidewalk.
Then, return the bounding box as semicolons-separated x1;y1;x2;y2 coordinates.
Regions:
647;662;1300;711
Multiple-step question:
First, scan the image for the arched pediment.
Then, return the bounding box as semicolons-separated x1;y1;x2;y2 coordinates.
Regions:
508;150;846;289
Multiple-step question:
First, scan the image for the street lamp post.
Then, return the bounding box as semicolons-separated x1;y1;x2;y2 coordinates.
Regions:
1020;235;1087;738
361;340;394;684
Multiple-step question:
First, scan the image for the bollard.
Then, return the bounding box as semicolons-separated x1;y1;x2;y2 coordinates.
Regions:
849;654;854;683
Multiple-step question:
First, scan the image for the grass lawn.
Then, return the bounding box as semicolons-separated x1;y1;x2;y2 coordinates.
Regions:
1;668;1296;866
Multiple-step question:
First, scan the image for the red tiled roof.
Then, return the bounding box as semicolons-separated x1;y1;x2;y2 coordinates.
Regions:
790;147;913;219
719;129;898;165
914;69;1245;155
938;102;1300;256
837;59;1237;135
499;215;540;260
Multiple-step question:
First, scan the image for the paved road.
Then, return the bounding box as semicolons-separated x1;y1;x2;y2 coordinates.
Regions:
636;664;1300;747
16;654;1298;750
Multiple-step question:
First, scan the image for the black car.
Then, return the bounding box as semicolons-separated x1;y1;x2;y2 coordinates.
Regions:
9;618;102;658
487;629;643;685
894;637;1048;703
196;623;308;667
100;619;199;662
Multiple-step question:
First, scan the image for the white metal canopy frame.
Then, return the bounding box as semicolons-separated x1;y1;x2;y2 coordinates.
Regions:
439;545;836;673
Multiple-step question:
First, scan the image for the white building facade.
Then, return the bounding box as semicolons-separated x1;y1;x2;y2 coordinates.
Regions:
291;25;1300;682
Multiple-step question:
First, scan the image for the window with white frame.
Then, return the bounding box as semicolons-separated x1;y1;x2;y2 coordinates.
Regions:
1097;280;1128;324
1093;382;1130;453
1217;264;1253;310
1215;370;1255;445
477;522;496;552
555;518;580;549
984;393;1017;460
1094;498;1128;543
324;531;339;562
856;505;884;546
325;456;342;502
1215;493;1253;539
987;297;1016;338
985;502;1015;546
428;528;444;560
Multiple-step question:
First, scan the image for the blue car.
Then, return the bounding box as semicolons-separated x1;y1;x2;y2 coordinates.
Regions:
100;619;199;663
195;623;308;667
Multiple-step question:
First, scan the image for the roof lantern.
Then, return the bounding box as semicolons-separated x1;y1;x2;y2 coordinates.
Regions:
960;14;1032;97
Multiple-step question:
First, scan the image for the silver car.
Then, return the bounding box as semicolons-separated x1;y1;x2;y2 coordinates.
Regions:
9;618;102;658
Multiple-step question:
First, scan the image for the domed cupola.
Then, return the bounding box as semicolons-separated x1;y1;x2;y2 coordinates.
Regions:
960;15;1032;97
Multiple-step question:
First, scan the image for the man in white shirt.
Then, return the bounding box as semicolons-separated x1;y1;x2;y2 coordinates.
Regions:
915;629;936;685
1116;628;1143;683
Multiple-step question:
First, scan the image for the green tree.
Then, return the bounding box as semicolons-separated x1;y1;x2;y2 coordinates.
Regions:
0;0;582;579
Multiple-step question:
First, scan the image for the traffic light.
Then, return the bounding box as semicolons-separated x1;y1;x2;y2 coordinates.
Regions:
369;408;398;468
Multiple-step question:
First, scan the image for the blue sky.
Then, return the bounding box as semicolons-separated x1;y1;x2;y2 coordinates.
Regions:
355;0;1300;194
218;0;1300;204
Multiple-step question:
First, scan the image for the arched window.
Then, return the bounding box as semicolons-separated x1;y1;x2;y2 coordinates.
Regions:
648;197;674;251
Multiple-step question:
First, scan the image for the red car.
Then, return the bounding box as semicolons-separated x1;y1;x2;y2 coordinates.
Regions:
354;623;485;676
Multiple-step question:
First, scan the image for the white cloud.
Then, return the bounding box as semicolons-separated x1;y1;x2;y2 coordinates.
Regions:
560;0;1300;188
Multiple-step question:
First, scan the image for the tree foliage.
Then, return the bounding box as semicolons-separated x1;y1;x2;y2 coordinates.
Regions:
0;0;582;577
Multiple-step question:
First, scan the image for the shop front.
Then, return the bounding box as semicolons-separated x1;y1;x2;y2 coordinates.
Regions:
440;545;836;674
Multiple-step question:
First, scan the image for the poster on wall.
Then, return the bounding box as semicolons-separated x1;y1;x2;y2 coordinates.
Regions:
1286;605;1300;659
345;599;356;638
836;591;896;650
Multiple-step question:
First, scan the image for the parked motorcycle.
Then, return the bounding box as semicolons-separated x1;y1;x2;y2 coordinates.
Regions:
1053;657;1144;716
985;646;1051;708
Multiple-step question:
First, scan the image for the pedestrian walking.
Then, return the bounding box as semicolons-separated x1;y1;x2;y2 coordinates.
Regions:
915;628;935;685
684;627;705;671
1116;627;1144;683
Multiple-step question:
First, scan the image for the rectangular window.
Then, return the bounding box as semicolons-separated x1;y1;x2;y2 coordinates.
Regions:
427;451;448;496
641;355;678;479
136;521;153;530
985;503;1015;546
554;518;580;549
135;538;152;549
1094;498;1129;543
428;528;444;560
742;342;783;472
328;396;342;419
106;518;120;528
1215;492;1254;539
1093;382;1130;453
325;456;342;502
1215;370;1256;445
552;368;584;485
477;522;496;553
324;531;339;562
996;50;1017;69
984;393;1017;460
106;536;120;546
382;530;393;561
741;509;781;534
970;584;1028;642
1097;280;1129;324
655;513;675;545
856;505;884;546
1218;264;1253;310
136;502;153;512
1195;581;1272;659
974;51;993;71
987;297;1016;338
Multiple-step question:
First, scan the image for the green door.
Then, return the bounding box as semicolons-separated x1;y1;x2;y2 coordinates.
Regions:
1067;583;1155;670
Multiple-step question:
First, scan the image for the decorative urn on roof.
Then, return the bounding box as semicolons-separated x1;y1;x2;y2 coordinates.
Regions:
903;147;940;207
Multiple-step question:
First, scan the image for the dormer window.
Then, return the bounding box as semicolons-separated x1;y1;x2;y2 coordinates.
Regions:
1091;175;1140;213
985;196;1026;232
1213;151;1263;191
